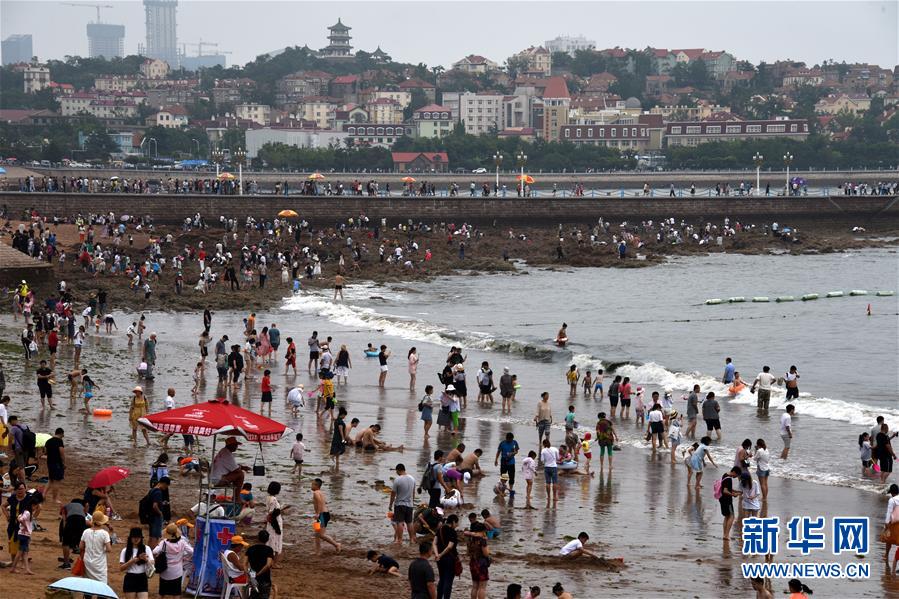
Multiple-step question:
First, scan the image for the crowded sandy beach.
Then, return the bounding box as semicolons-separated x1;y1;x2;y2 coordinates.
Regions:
0;201;897;599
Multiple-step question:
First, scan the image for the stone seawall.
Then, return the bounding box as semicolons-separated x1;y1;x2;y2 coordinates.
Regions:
1;192;897;225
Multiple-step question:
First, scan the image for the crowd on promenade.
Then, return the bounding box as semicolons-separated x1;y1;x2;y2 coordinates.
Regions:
6;173;899;198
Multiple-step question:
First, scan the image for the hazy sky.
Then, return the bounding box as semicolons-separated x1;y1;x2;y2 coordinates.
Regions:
2;0;897;68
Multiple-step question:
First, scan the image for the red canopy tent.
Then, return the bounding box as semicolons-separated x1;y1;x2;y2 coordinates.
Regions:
138;398;289;442
138;399;289;598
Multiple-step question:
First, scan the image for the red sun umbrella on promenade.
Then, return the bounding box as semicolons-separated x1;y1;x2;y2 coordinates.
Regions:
138;398;289;443
88;466;131;489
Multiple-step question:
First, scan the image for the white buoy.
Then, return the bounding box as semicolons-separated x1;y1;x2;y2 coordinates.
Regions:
705;298;723;305
752;297;770;303
825;291;844;298
876;291;895;297
776;296;795;302
801;293;819;301
728;297;746;303
849;290;868;296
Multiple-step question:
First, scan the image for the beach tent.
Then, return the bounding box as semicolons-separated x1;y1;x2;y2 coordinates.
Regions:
138;399;290;597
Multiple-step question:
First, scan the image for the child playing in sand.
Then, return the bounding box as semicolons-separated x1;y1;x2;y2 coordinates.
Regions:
366;550;400;576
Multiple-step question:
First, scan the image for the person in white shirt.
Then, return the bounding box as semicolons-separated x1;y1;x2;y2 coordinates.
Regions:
885;484;899;568
740;472;762;515
119;526;154;598
780;405;795;459
750;366;777;412
521;450;537;509
559;532;598;559
754;439;771;500
211;436;248;489
540;438;560;508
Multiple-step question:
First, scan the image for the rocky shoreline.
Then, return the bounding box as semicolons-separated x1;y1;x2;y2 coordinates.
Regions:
3;217;897;314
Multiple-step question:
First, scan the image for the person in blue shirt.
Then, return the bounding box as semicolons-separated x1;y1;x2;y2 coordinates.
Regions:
494;432;520;494
722;357;735;385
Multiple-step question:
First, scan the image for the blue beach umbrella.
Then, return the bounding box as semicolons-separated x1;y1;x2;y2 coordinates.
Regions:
48;577;119;598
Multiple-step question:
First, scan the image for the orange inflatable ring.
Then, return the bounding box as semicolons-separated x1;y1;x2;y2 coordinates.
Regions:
92;408;113;417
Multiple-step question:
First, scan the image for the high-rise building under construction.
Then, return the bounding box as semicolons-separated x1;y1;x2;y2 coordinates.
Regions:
144;0;178;66
87;23;125;59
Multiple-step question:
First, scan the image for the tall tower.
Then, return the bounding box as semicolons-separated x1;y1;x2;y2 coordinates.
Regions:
320;18;353;58
144;0;178;66
87;23;125;59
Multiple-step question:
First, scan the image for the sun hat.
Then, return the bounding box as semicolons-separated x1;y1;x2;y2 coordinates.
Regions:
92;511;109;525
230;535;249;547
133;385;143;393
164;523;181;540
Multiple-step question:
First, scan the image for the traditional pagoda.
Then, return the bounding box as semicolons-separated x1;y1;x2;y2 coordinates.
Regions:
370;46;391;63
320;18;353;59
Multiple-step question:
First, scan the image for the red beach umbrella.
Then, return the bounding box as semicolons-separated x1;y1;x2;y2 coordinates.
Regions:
138;399;290;443
88;466;131;488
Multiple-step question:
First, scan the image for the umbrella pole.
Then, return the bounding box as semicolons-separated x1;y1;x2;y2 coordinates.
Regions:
194;434;216;598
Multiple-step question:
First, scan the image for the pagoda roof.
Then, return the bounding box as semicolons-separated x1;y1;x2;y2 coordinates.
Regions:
329;18;351;31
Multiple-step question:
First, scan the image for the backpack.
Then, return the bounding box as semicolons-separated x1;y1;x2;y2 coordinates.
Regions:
418;462;435;494
20;425;37;457
138;491;155;525
712;478;724;500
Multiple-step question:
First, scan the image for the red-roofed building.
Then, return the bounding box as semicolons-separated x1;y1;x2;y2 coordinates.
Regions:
391;151;449;173
330;74;359;103
721;70;755;93
540;76;570;141
451;54;499;74
697;51;736;79
645;74;673;95
149;105;189;128
47;81;74;96
672;48;705;63
584;72;617;93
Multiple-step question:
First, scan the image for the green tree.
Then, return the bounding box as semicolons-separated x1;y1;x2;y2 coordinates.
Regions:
83;131;119;160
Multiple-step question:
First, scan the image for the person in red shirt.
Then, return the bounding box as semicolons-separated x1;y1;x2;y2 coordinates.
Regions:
619;377;633;420
284;337;297;376
261;369;273;416
47;327;59;369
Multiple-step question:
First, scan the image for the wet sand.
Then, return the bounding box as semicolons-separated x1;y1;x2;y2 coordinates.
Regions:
1;303;896;597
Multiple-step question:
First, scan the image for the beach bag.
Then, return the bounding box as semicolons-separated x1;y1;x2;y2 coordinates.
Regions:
154;541;169;574
713;478;724;500
253;453;266;477
21;426;37;457
28;341;38;353
71;556;85;576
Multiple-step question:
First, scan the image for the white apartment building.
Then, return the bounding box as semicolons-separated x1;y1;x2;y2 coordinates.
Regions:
459;92;503;135
23;65;50;93
545;35;595;57
236;103;272;126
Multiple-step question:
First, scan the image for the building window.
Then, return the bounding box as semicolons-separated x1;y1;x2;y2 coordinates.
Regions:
746;125;762;133
386;127;394;135
790;124;797;132
640;128;646;136
766;124;785;133
600;128;605;137
686;126;701;134
706;126;721;133
611;128;616;137
587;128;593;138
422;112;430;119
726;125;741;133
367;127;375;135
671;126;682;134
564;129;571;138
576;128;582;138
441;112;449;119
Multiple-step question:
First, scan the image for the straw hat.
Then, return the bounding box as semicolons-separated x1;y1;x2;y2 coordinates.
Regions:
164;523;181;541
92;511;109;525
133;385;143;393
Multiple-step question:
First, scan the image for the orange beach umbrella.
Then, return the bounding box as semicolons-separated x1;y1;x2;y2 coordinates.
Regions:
401;176;416;183
517;174;535;184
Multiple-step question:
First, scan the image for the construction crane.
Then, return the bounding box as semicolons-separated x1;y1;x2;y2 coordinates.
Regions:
182;40;231;57
61;2;114;23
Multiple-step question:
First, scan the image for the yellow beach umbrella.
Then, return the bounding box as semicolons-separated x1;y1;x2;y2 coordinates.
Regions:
308;172;325;180
217;172;236;181
278;209;298;218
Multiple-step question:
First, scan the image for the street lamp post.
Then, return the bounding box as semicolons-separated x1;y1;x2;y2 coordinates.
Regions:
191;138;200;159
753;152;764;197
147;137;158;163
211;147;225;179
493;152;503;196
783;152;793;196
234;147;247;195
516;151;527;197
